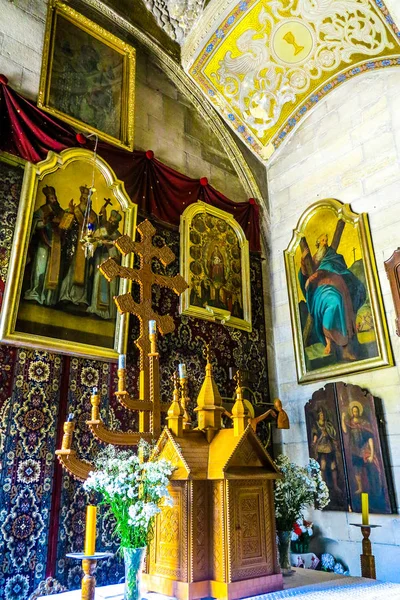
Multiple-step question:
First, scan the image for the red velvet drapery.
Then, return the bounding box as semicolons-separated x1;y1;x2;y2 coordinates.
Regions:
0;75;260;251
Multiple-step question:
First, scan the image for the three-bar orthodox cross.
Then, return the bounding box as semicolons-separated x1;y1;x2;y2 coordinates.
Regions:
100;219;188;430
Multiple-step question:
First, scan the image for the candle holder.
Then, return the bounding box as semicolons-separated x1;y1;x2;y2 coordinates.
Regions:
66;552;113;600
350;523;381;579
179;376;192;431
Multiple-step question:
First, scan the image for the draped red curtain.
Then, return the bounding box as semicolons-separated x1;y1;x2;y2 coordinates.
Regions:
0;75;260;251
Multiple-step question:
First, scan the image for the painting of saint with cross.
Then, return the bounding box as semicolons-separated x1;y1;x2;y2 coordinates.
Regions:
0;148;137;360
285;199;393;383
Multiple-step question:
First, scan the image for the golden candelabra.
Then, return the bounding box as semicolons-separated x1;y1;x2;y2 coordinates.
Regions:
56;220;188;480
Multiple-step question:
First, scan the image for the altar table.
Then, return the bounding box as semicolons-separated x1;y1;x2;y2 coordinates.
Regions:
36;569;345;599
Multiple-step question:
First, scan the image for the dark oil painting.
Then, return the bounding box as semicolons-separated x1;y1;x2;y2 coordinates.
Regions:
49;14;123;139
305;382;395;514
188;212;244;319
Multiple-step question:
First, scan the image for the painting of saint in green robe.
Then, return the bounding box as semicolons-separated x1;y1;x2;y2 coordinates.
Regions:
298;231;367;364
285;199;392;382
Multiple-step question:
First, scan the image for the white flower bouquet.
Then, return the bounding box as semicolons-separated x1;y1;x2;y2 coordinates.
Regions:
274;455;329;532
83;439;175;549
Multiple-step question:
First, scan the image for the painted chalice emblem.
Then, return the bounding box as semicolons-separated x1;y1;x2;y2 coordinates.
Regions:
271;19;315;65
283;31;304;56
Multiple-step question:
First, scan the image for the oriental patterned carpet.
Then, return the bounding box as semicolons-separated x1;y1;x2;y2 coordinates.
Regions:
0;160;270;599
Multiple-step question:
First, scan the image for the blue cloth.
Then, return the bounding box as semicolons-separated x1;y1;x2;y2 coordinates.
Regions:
249;577;400;599
299;248;366;346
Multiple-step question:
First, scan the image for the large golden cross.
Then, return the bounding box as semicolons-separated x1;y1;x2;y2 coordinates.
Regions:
100;219;188;429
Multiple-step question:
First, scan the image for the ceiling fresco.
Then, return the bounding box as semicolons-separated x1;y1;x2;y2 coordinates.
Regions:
182;0;400;161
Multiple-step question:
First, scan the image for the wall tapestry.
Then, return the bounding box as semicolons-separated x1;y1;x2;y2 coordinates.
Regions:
305;382;396;514
0;153;24;311
384;248;400;337
284;198;392;383
0;148;137;361
38;0;135;150
180;201;252;331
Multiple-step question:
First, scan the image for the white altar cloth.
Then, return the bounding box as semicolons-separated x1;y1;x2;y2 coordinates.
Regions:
37;586;170;600
38;571;400;600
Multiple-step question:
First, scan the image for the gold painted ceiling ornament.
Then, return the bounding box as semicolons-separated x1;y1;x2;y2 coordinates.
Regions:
182;0;400;160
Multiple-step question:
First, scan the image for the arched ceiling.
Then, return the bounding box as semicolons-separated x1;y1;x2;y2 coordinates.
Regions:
141;0;400;162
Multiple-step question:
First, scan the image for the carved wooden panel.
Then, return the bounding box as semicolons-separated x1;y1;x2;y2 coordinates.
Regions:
210;480;226;583
191;481;210;582
150;481;188;581
229;438;262;467
227;480;274;582
384;248;400;336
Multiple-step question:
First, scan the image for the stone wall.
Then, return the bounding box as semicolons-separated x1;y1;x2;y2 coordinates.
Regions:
267;67;400;581
0;0;247;202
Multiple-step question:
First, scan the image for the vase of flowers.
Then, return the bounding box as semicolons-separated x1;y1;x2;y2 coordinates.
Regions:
83;440;175;600
291;519;313;554
274;456;329;575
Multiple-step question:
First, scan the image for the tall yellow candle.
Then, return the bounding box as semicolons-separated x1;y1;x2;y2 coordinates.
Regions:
361;493;369;525
84;505;97;556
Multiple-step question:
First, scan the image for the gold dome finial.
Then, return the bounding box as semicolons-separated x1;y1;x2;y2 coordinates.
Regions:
232;369;249;437
195;344;224;440
167;372;184;437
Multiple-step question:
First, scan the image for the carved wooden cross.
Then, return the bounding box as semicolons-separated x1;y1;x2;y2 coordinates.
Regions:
100;219;188;423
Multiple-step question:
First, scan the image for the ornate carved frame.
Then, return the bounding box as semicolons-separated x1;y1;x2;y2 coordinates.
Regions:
38;0;136;151
384;248;400;337
0;148;137;360
284;198;393;383
180;201;252;332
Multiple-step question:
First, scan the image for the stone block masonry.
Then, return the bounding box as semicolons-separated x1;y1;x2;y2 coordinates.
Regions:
267;67;400;582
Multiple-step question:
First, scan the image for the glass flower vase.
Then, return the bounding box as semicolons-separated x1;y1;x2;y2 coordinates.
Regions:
277;531;294;576
123;547;146;600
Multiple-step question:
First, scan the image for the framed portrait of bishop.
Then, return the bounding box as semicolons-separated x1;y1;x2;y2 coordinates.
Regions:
38;0;135;150
0;148;137;360
285;199;393;383
180;201;251;331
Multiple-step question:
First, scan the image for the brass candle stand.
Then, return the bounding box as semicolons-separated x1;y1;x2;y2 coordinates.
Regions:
66;552;113;600
350;523;381;579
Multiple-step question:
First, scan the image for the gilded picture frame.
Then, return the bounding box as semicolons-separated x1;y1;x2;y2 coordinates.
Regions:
38;0;135;151
284;199;393;383
180;201;252;332
0;148;137;361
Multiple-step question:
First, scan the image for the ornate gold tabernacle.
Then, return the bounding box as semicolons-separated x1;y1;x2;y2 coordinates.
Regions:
143;353;283;600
